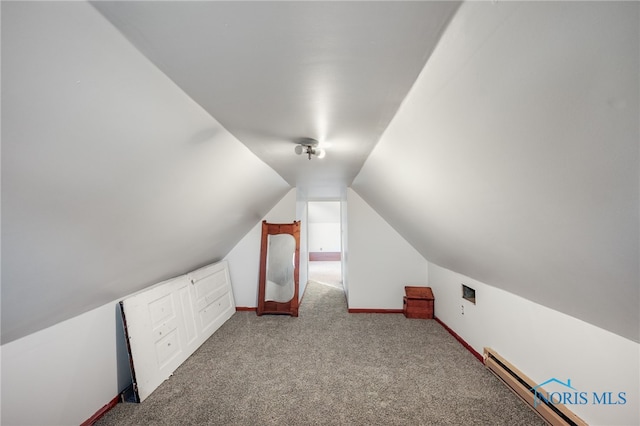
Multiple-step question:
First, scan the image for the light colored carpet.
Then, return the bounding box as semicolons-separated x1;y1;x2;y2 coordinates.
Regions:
96;281;544;425
308;260;342;289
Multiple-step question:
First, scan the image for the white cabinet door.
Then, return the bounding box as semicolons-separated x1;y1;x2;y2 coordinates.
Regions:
189;261;236;338
121;261;235;402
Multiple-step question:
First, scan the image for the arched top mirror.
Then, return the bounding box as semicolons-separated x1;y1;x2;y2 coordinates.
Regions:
257;221;300;317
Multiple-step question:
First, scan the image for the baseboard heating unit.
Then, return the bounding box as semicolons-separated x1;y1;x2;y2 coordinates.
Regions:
483;348;587;426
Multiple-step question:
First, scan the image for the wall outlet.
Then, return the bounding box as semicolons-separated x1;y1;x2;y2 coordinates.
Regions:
461;305;464;315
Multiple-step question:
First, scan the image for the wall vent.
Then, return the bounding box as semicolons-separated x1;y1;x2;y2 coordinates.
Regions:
462;284;476;304
483;348;587;426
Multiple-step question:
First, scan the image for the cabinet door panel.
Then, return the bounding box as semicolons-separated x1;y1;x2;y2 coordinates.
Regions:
121;261;235;401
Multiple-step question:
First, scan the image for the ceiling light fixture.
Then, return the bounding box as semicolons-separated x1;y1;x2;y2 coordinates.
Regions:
294;137;326;160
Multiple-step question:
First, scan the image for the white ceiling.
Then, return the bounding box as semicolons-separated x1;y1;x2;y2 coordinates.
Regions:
354;1;639;342
1;0;460;344
92;1;461;197
1;1;291;343
2;1;637;346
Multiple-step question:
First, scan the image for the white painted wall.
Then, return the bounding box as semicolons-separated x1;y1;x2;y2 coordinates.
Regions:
352;1;639;342
225;189;298;307
341;197;349;298
429;263;639;426
308;223;341;252
2;1;289;344
296;196;309;298
347;189;428;309
1;301;129;426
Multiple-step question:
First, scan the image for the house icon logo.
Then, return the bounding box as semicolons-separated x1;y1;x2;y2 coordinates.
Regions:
530;378;576;407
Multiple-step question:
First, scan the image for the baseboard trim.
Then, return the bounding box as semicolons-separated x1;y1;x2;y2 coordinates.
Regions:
80;395;119;426
434;317;483;363
309;252;341;261
348;308;403;314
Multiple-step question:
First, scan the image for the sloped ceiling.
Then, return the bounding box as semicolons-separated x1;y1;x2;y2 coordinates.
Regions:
1;1;461;343
353;1;639;342
1;2;290;344
2;0;638;347
91;1;461;198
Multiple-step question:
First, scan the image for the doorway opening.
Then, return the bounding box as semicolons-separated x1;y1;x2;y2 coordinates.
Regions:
307;201;343;290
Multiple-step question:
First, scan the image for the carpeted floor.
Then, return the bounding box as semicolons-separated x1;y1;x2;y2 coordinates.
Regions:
96;281;544;425
308;260;342;289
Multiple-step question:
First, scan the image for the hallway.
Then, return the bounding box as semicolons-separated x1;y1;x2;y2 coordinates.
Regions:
308;260;342;290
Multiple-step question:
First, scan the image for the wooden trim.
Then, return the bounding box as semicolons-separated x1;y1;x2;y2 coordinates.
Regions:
80;395;119;426
235;306;257;312
239;280;311;313
257;221;300;317
348;308;403;314
309;252;341;261
434;317;483;363
484;348;588;426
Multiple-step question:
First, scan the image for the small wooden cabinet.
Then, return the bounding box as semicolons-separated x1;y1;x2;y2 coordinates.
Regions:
403;286;434;319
